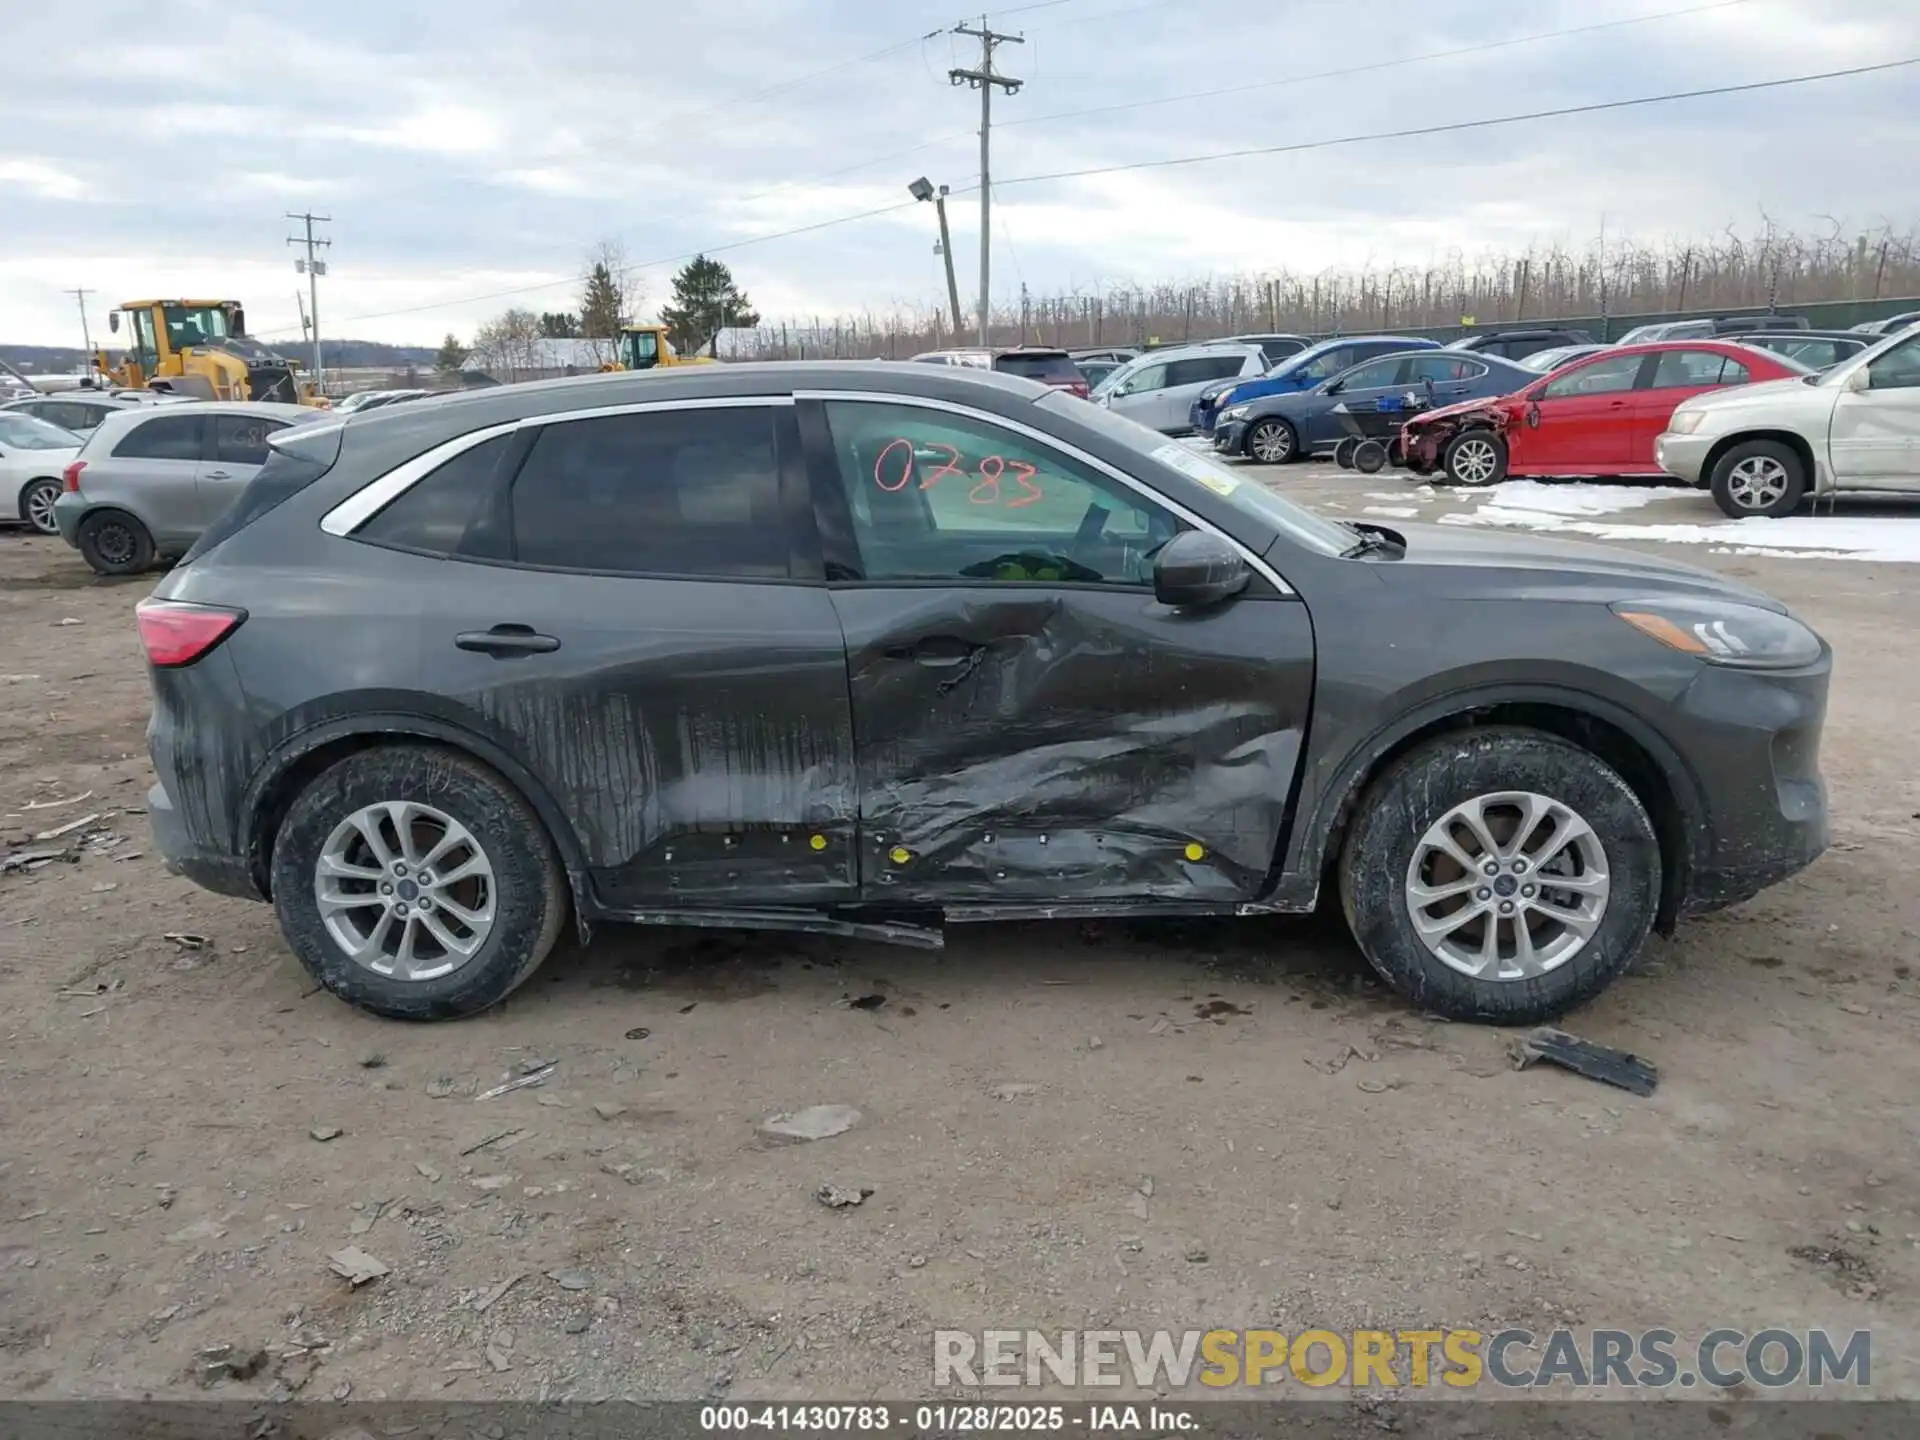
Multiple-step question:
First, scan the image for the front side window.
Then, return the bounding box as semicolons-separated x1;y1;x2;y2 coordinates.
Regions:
1329;358;1406;392
129;308;160;369
1293;348;1353;384
821;400;1179;587
1116;363;1167;396
622;331;661;369
508;406;787;578
1867;336;1920;390
1541;353;1644;400
113;414;205;461
212;414;288;465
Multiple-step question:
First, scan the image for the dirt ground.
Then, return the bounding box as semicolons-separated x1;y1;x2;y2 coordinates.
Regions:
3;466;1918;1409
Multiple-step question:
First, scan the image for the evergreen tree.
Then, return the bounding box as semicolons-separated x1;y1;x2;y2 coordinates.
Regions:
579;263;625;338
538;311;580;338
660;255;760;356
432;333;466;378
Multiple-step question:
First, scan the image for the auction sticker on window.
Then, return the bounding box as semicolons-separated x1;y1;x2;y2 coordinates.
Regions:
1152;444;1240;497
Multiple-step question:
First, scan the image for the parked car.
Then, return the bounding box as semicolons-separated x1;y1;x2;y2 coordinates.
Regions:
1849;312;1920;337
1074;359;1125;390
349;389;435;413
1401;342;1812;486
3;392;150;436
1517;344;1611;373
1656;325;1920;517
0;412;82;534
1069;347;1139;365
1616;315;1809;344
1190;336;1441;437
1214;351;1536;464
1220;333;1314;366
1446;328;1594;362
135;361;1829;1027
1732;330;1873;374
909;346;1090;398
1093;343;1266;433
51;402;315;574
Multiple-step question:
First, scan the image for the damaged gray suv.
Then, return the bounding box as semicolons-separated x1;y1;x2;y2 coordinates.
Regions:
136;363;1831;1023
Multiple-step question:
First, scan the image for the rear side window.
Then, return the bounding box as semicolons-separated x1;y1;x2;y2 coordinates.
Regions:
1409;356;1484;382
358;435;513;555
178;448;332;565
1649;350;1736;388
508;407;787;578
995;352;1080;383
113;413;204;460
212;414;288;465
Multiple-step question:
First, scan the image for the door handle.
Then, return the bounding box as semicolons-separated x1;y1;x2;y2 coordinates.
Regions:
1607;400;1630;409
886;636;980;667
203;469;233;479
455;624;561;657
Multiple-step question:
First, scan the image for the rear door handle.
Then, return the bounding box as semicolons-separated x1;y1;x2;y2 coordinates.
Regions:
885;635;980;667
203;469;233;480
455;624;561;656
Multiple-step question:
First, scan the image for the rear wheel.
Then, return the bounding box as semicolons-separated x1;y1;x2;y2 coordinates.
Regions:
19;478;60;535
76;510;155;575
1709;440;1806;519
1339;727;1660;1024
1245;418;1297;464
1443;429;1508;487
270;745;567;1021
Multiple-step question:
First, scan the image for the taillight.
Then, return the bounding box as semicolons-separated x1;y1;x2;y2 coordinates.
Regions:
1069;381;1090;398
63;460;86;492
135;598;245;668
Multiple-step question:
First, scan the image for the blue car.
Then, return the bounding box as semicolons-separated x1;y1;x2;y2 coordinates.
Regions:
1190;334;1441;436
1212;350;1538;464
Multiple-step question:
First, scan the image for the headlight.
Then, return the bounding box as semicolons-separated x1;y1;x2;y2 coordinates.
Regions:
1220;404;1251;421
1611;599;1822;669
1665;410;1706;436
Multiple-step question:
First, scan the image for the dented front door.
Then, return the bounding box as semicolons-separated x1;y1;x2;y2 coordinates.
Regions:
806;396;1314;906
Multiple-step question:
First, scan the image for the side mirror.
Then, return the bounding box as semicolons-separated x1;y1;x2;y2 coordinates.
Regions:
1154;530;1250;609
1846;366;1872;393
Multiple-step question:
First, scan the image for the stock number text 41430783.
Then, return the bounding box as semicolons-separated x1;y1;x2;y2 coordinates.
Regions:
871;439;1047;510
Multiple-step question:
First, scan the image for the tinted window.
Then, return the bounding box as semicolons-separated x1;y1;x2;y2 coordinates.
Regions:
1165;355;1247;386
1331;358;1405;391
181;449;333;566
1258;340;1308;363
1542;354;1644;399
212;414;289;465
1119;363;1168;394
509;407;786;577
995;352;1080;383
36;401;99;430
1648;350;1735;389
1773;339;1854;370
0;414;79;449
1408;356;1483;382
1720;358;1750;385
358;435;513;555
1867;336;1920;390
112;413;204;460
1293;348;1353;383
822;400;1179;586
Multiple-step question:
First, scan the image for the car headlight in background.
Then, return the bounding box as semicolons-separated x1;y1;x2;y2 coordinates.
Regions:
1665;410;1706;435
1219;404;1251;421
1611;599;1823;669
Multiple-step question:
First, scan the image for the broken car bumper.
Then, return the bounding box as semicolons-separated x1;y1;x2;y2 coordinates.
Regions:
1213;420;1249;454
1654;431;1713;486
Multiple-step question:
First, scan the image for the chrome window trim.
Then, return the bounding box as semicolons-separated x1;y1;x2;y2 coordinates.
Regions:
319;395;793;536
796;388;1295;596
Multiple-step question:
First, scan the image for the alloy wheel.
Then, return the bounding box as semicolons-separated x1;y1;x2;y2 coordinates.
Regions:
1450;437;1499;486
1249;421;1292;464
24;483;59;534
314;801;497;981
1403;790;1610;981
1724;455;1790;512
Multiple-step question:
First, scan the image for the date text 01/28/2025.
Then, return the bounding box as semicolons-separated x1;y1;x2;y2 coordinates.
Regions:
698;1404;1197;1431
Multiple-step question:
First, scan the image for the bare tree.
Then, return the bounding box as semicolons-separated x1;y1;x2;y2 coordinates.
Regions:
470;308;545;381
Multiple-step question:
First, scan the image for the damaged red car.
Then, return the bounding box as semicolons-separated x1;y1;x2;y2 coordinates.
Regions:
1401;341;1812;487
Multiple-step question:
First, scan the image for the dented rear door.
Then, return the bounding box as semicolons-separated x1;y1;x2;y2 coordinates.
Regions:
803;395;1314;906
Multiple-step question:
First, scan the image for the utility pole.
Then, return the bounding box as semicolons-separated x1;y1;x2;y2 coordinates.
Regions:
67;287;95;359
285;211;332;389
951;17;1023;347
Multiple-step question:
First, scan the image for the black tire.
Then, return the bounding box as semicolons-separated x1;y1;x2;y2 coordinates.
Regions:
19;478;61;535
1708;439;1807;519
1442;428;1508;488
270;744;568;1021
1244;417;1297;465
1352;439;1388;474
1333;438;1359;470
1338;727;1660;1025
76;509;155;575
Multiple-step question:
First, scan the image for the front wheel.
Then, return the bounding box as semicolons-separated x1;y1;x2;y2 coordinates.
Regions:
270;745;568;1021
1245;418;1297;465
1442;429;1508;487
19;478;61;535
1709;440;1807;519
1339;727;1660;1024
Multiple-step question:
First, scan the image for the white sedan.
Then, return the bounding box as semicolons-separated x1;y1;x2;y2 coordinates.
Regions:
0;412;82;534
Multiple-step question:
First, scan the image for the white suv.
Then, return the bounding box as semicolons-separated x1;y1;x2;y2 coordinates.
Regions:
1091;344;1267;434
1656;328;1920;517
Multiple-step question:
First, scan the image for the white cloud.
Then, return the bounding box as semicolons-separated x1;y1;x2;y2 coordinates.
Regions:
0;160;93;202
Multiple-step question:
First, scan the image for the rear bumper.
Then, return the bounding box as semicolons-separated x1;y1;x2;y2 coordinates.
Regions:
149;780;262;900
52;492;84;546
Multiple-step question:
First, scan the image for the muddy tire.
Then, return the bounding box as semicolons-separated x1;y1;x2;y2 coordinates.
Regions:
77;509;155;575
1709;439;1806;519
19;478;61;535
1442;428;1508;487
270;744;567;1021
1339;727;1660;1024
1245;417;1297;464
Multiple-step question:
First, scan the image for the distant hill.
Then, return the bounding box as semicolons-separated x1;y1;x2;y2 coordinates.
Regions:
1;339;437;374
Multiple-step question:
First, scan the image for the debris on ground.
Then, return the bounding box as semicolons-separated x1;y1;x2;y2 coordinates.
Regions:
548;1270;590;1291
32;812;101;843
486;1331;514;1372
162;933;209;951
1184;1245;1209;1264
459;1128;525;1156
1194;999;1249;1021
1306;1042;1377;1075
814;1182;875;1209
845;993;887;1011
1357;1077;1408;1094
756;1104;862;1143
23;791;93;811
425;1077;458;1099
192;1343;268;1387
414;1161;442;1182
624;1026;651;1040
309;1125;343;1142
1788;1242;1880;1299
326;1247;390;1287
165;1218;226;1245
473;1274;526;1313
989;1082;1037;1100
1128;1177;1153;1221
1508;1027;1658;1096
592;1103;628;1121
475;1061;556;1100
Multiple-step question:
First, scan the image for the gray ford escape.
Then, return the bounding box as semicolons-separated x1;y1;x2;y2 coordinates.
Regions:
136;363;1831;1024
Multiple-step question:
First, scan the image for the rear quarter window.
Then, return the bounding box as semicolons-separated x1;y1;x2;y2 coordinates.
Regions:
356;435;514;555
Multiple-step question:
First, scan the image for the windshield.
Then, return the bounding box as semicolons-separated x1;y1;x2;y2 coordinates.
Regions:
0;413;80;449
621;331;662;369
1037;391;1355;557
162;305;233;351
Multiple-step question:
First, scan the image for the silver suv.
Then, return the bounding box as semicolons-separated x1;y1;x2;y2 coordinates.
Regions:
51;401;313;574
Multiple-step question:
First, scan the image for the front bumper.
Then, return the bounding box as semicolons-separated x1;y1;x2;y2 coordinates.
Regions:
1188;400;1217;435
1213;420;1249;454
1653;431;1713;485
51;492;85;546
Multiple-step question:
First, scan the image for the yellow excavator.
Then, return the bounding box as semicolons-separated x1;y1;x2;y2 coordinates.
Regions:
599;324;715;372
94;300;328;406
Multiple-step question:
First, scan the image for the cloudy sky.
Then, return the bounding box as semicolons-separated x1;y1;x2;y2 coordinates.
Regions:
4;0;1916;349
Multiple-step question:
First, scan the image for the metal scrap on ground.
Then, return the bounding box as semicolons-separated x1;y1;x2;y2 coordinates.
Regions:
1509;1027;1659;1096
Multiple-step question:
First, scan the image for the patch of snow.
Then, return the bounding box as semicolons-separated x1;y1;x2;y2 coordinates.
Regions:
1366;492;1437;504
1363;506;1420;518
1441;507;1920;563
1465;480;1701;520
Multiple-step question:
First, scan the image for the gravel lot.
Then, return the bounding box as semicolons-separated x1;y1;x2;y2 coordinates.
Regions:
3;463;1918;1407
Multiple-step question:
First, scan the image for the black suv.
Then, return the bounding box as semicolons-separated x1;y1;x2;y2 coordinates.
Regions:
1445;328;1596;362
137;364;1830;1024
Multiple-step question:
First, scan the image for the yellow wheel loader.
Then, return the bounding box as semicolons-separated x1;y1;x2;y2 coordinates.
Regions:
599;324;716;372
94;301;329;406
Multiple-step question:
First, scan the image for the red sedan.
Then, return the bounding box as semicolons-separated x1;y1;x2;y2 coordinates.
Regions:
1400;341;1812;486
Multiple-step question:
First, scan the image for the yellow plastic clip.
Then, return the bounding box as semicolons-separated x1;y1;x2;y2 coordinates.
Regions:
1184;842;1207;862
809;834;829;852
889;846;913;866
